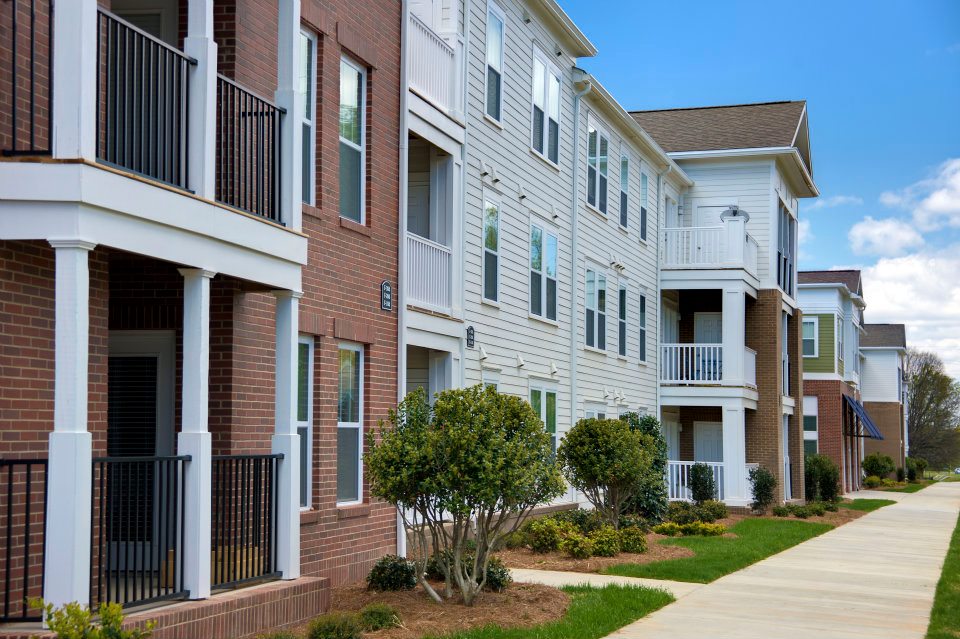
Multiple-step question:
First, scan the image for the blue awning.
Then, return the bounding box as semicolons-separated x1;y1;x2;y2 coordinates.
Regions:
843;394;884;440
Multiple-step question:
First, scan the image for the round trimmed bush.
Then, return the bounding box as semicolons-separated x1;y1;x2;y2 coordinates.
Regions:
689;463;717;504
823;501;839;512
559;532;594;559
359;603;400;631
695;500;728;523
772;505;790;517
863;453;896;479
308;613;362;639
553;508;605;534
528;517;574;553
617;513;650;532
588;526;622;557
652;522;681;536
791;506;811;519
484;557;513;592
619;526;648;554
666;501;699;525
864;475;882;488
366;555;416;592
807;502;826;516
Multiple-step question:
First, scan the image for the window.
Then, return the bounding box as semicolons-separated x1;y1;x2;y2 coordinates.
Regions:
777;200;797;296
619;154;629;228
530;224;557;320
585;408;606;420
297;336;313;509
586;124;609;214
837;316;844;362
530;387;558;453
782;311;790;396
337;344;363;504
531;53;561;164
482;199;500;302
803;396;818;455
485;4;504;122
300;31;316;204
618;284;627;356
586;268;606;350
482;368;500;390
640;173;648;242
638;293;647;362
802;317;818;357
339;58;365;223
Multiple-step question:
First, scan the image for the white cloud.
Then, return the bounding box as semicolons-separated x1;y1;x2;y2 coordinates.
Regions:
806;195;863;211
879;158;960;231
798;218;813;245
848;216;924;257
860;245;960;379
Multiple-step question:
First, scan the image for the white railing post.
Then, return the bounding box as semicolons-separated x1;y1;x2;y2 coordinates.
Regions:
720;208;749;266
722;404;749;506
184;0;217;199
722;285;745;385
406;233;452;312
272;290;301;579
52;0;97;159
408;13;457;116
744;347;757;387
275;0;303;231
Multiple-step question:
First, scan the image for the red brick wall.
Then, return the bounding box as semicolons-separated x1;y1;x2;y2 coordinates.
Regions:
863;401;906;472
803;379;860;492
674;407;723;460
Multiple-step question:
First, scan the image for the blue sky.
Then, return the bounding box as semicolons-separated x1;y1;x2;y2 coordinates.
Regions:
561;0;960;376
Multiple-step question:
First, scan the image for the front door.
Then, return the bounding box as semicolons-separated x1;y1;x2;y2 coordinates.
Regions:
694;422;723;462
694;312;723;380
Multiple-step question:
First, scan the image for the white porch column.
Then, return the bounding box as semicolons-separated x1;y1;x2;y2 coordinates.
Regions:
184;0;217;198
44;240;96;608
722;283;746;385
275;0;304;231
178;268;215;599
722;402;749;507
720;207;749;266
272;291;301;579
52;0;97;158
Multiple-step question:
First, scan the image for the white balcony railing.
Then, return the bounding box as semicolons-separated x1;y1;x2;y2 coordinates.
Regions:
745;234;759;274
745;347;757;387
407;13;462;117
666;461;725;501
662;225;760;276
406;232;452;313
660;343;723;383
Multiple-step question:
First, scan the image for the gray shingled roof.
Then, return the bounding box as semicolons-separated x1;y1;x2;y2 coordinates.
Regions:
862;324;907;349
798;270;863;296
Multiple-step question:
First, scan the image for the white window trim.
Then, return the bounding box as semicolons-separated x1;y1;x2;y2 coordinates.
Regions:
619;151;630;229
638;291;648;363
618;281;628;358
585;265;607;351
484;1;506;124
529;219;558;321
481;367;501;389
802;316;819;358
297;335;314;510
586;118;610;216
339;56;367;224
337;342;364;506
482;194;501;304
529;384;559;451
529;47;562;166
300;29;317;206
584;403;607;420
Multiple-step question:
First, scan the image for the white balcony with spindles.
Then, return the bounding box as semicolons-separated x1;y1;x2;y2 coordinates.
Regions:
407;12;463;121
406;232;452;314
660;344;723;384
662;208;758;277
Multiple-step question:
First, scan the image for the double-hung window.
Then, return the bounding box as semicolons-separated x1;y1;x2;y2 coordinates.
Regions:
337;344;363;505
585;408;606;420
530;223;558;320
300;30;316;204
802;317;818;357
530;387;558;453
485;4;504;122
619;154;629;228
339;58;365;223
618;283;627;356
803;397;819;455
837;316;844;363
586;268;606;350
483;199;500;302
638;292;647;362
297;336;313;509
640;172;648;242
586;124;609;214
531;53;560;164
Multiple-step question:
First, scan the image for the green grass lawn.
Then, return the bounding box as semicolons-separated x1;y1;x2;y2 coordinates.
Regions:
603;518;832;584
883;482;931;493
840;498;897;512
927;511;960;639
429;584;673;639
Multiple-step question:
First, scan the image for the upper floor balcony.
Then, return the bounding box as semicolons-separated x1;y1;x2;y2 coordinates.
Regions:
662;209;758;278
660;344;757;388
407;10;463;122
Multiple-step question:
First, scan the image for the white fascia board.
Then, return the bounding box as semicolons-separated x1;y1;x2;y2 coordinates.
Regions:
669;147;818;197
529;0;597;58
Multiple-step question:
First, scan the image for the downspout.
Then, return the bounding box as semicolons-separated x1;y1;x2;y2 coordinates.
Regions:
396;0;410;558
655;164;672;420
460;0;471;389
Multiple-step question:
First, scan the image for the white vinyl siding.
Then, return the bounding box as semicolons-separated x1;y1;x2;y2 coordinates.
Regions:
861;349;903;402
339;58;365;223
530;223;558;321
297;336;313;509
337;344;363;505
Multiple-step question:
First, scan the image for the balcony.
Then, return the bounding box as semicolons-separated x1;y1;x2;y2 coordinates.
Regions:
407;12;463;119
662;226;759;275
661;344;757;387
406;232;452;314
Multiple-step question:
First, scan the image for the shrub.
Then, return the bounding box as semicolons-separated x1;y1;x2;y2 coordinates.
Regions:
367;386;564;605
804;454;841;503
34;600;155;639
617;513;650;532
689;463;717;504
620;412;670;523
484;557;513;592
791;506;811;519
881;478;896;487
427;552;512;592
864;475;882;488
553;508;606;534
823;501;839;512
259;633;299;639
558;417;658;528
910;457;928;478
749;466;777;513
528;517;575;553
685;522;725;536
696;500;728;523
358;604;400;631
588;525;622;557
665;501;699;525
807;502;826;516
366;555;416;592
862;453;896;479
772;505;790;517
896;466;905;482
497;529;528;550
307;613;362;639
559;532;594;559
619;526;648;554
652;522;681;536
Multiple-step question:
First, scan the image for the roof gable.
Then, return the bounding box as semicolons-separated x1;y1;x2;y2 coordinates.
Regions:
861;324;907;349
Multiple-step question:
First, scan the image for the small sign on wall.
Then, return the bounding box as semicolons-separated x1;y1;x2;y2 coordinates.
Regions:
380;280;393;311
466;326;475;348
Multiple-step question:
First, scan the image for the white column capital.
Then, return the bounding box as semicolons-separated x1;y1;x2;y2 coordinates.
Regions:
48;238;97;252
178;268;217;280
272;289;304;300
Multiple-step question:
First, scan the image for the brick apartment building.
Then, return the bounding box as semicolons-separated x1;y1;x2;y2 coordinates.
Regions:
0;0;399;636
861;324;909;470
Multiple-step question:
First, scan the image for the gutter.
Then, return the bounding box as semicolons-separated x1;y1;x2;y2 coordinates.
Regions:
396;0;410;558
655;165;672;420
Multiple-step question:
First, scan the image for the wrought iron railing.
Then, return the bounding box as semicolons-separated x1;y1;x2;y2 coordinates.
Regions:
211;454;281;589
1;0;54;156
0;459;47;622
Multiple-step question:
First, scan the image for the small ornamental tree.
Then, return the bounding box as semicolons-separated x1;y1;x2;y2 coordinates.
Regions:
862;452;896;479
557;417;656;529
367;386;564;606
621;412;669;522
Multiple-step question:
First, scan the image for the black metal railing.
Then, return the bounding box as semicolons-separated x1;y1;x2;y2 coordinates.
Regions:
96;9;194;189
91;455;189;609
0;459;47;622
1;0;54;155
211;454;282;589
215;75;284;222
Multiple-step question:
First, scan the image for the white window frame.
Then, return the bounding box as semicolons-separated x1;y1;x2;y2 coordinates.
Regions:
585;405;607;420
339;56;367;224
618;282;628;357
586;120;610;215
300;29;317;205
803;396;819;454
619;152;630;229
802;316;819;358
336;342;364;506
837;315;845;362
639;171;649;243
482;367;500;390
529;221;558;321
484;2;505;124
297;335;314;510
530;48;561;165
639;291;648;362
529;385;559;453
585;266;607;351
482;196;501;303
